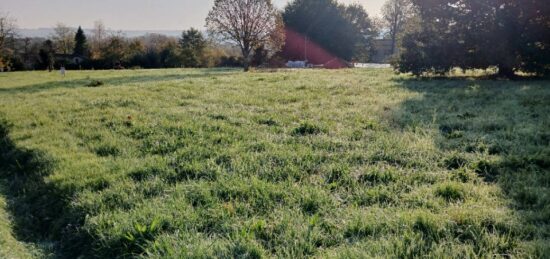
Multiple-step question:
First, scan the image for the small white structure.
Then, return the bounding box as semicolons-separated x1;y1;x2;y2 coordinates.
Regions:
286;60;307;68
353;63;391;69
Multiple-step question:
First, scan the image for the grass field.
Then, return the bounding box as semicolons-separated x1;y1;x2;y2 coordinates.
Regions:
0;68;549;258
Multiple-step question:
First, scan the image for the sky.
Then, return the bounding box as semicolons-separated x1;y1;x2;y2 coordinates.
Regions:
2;0;385;30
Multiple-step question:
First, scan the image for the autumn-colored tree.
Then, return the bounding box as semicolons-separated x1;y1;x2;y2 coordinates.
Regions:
52;23;75;55
90;20;107;59
0;13;17;71
100;34;127;68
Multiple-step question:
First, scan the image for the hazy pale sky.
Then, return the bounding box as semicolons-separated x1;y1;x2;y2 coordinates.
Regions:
2;0;385;30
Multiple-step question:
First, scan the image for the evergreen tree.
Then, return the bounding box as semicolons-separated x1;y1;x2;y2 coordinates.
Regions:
179;28;207;67
73;26;89;57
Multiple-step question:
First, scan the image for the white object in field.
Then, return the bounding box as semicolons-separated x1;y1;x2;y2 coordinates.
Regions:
353;63;391;68
60;66;66;77
286;60;307;68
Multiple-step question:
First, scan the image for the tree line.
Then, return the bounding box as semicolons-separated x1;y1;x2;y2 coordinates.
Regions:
1;0;382;72
396;0;549;77
0;19;244;71
1;0;548;76
205;0;548;76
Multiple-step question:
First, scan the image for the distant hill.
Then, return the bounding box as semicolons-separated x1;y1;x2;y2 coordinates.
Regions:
17;28;183;38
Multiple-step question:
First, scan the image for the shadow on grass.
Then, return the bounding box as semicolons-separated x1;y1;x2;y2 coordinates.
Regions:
0;69;238;94
393;77;550;254
0;119;92;258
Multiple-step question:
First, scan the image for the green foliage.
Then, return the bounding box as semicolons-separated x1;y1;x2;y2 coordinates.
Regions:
358;168;397;185
396;0;550;77
73;26;89;57
38;40;55;71
283;0;376;61
123;218;163;255
443;153;468;170
180;28;207;68
94;144;121;157
100;35;127;68
0;69;548;258
435;182;466;202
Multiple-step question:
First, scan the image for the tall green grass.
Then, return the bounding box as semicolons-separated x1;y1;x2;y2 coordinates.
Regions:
0;69;548;258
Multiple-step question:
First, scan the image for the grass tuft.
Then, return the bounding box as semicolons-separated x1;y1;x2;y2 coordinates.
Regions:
257;118;278;126
292;122;325;136
435;183;466;202
443;153;468;170
86;79;104;87
94;144;121;157
358;168;397;185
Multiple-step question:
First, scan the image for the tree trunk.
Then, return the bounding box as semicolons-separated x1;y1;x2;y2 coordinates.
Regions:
390;3;399;55
390;32;397;55
242;50;251;72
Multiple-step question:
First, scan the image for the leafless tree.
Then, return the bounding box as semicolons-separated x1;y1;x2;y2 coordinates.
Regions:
0;14;16;52
52;23;75;54
370;16;386;38
206;0;284;71
0;13;17;70
22;37;33;69
381;0;415;55
91;20;107;59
